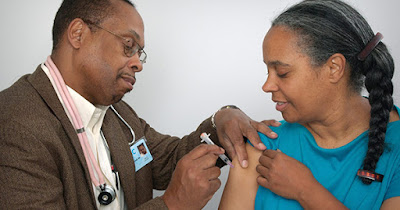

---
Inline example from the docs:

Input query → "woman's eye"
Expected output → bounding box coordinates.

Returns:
[277,72,288,78]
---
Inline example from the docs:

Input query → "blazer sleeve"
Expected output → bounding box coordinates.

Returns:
[113,101,221,190]
[0,120,68,210]
[142,115,220,190]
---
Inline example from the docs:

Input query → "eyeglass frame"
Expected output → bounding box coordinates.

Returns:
[83,19,147,64]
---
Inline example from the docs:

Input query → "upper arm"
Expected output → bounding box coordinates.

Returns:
[381,197,400,209]
[219,143,263,210]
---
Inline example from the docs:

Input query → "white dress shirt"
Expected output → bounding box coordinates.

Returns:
[41,63,127,210]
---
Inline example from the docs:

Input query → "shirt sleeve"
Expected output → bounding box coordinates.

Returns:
[247,121,287,150]
[384,152,400,200]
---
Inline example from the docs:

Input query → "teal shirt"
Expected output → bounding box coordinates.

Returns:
[254,107,400,209]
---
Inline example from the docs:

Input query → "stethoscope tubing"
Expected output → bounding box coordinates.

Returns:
[45,56,105,187]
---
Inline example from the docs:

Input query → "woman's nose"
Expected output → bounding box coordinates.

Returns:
[262,75,278,93]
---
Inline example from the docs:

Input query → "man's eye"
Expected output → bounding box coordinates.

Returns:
[124,45,133,51]
[125,39,136,48]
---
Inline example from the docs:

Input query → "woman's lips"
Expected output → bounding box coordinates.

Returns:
[275,101,288,111]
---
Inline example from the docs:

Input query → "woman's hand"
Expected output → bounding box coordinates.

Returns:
[256,149,348,209]
[256,149,317,200]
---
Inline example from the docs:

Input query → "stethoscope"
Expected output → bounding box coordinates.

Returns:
[45,56,136,205]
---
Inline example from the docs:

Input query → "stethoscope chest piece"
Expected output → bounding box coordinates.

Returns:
[98,184,116,205]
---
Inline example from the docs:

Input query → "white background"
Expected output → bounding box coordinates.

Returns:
[1,0,399,209]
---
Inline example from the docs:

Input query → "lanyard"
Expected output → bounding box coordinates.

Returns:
[45,56,105,188]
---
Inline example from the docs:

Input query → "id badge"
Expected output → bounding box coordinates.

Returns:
[130,137,153,172]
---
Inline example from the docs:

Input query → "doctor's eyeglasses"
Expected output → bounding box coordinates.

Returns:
[83,20,147,64]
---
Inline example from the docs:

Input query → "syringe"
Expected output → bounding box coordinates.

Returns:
[200,133,234,168]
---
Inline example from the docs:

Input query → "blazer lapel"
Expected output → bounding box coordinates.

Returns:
[102,109,137,208]
[27,66,95,199]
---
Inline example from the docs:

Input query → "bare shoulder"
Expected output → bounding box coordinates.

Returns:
[246,143,264,169]
[389,107,399,122]
[228,143,263,175]
[218,143,263,210]
[381,197,400,209]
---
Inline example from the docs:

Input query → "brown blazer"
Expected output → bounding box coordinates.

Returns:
[0,66,219,209]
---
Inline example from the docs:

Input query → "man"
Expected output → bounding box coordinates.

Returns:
[138,144,147,156]
[0,0,278,209]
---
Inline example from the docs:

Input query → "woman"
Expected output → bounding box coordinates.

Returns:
[219,0,400,209]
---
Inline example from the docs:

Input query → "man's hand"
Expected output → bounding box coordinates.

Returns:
[214,108,281,168]
[162,144,224,210]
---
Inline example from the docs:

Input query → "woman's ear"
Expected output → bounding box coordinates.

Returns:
[67,18,85,49]
[327,53,347,83]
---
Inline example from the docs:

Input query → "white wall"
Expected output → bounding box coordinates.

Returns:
[1,1,399,209]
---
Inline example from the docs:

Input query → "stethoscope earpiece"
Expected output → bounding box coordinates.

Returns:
[98,184,116,205]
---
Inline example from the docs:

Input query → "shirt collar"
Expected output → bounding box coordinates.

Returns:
[41,63,109,133]
[68,87,109,134]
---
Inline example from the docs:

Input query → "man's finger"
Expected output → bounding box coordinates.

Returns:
[222,126,250,168]
[203,166,222,181]
[233,140,248,168]
[188,144,224,160]
[243,121,266,150]
[256,120,279,139]
[207,178,222,197]
[218,133,236,160]
[218,125,249,168]
[193,152,220,169]
[261,120,281,127]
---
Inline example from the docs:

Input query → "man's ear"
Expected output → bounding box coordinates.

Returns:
[67,18,85,49]
[326,53,347,84]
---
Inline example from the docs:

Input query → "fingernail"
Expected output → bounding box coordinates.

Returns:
[258,143,266,150]
[275,121,281,125]
[242,160,248,168]
[270,132,277,138]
